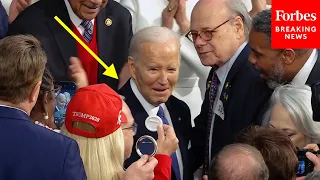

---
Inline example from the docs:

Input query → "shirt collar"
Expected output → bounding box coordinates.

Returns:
[64,0,95,28]
[291,49,318,85]
[0,104,28,115]
[216,41,248,82]
[130,79,165,116]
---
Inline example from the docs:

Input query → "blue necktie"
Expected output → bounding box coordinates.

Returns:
[80,20,93,43]
[157,106,181,180]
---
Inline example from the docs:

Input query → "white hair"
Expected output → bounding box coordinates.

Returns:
[129,26,180,61]
[263,84,320,144]
[226,0,252,38]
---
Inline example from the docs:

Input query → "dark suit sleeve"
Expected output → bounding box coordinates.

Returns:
[0,1,8,39]
[61,140,87,180]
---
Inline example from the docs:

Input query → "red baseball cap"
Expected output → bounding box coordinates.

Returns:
[65,84,128,138]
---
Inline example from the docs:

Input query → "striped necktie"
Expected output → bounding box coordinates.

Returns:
[80,20,93,43]
[157,106,181,180]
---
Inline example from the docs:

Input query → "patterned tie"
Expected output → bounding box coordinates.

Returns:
[157,106,181,180]
[202,71,220,175]
[80,20,93,43]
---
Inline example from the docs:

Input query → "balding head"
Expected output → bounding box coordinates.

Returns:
[209,143,269,180]
[190,0,251,67]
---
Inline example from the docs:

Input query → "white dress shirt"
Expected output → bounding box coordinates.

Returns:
[208,41,248,161]
[130,78,184,179]
[64,0,95,35]
[291,49,318,85]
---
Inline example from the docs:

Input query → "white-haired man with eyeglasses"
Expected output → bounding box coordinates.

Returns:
[187,0,272,178]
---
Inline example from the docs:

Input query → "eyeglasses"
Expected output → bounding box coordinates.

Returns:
[186,19,231,42]
[122,122,138,135]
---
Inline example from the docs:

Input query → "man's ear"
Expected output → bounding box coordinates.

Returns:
[30,81,42,105]
[282,49,296,65]
[233,16,245,39]
[128,56,137,80]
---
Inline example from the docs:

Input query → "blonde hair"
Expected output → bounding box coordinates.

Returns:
[61,126,125,180]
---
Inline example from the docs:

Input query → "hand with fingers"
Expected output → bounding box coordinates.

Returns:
[123,155,158,180]
[303,144,320,152]
[156,124,179,156]
[68,57,89,90]
[174,0,190,34]
[162,0,178,29]
[9,0,31,23]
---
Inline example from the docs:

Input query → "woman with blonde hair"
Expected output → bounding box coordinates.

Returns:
[61,83,177,180]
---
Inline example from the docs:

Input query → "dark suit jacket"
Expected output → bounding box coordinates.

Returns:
[119,80,193,180]
[0,1,7,39]
[306,49,320,85]
[189,44,272,172]
[8,0,132,91]
[0,106,86,180]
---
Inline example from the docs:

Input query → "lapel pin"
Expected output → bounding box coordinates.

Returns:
[223,93,229,101]
[105,18,112,26]
[207,81,211,90]
[225,82,229,89]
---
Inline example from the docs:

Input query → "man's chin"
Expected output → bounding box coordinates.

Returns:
[267,80,281,89]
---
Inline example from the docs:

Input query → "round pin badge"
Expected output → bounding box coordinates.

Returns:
[145,116,163,132]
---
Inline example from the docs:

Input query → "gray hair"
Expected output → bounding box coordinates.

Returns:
[209,143,269,180]
[226,0,252,38]
[129,26,180,61]
[252,9,307,54]
[305,171,320,180]
[263,84,320,144]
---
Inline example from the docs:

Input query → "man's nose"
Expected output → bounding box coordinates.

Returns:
[158,71,169,84]
[194,35,207,48]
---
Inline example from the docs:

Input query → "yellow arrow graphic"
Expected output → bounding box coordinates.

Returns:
[54,16,118,79]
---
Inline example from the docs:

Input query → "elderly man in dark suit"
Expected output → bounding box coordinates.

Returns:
[186,0,271,177]
[0,35,86,180]
[119,26,193,180]
[8,0,132,91]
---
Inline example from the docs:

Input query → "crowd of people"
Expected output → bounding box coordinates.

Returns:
[1,0,320,180]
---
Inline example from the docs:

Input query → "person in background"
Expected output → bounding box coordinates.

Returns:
[30,68,60,132]
[208,143,269,180]
[0,34,86,180]
[61,83,179,180]
[188,0,271,177]
[119,0,210,122]
[0,1,8,39]
[237,126,298,180]
[263,85,320,148]
[8,0,133,91]
[119,26,193,180]
[249,9,320,89]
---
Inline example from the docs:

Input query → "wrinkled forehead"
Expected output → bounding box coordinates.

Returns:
[191,2,230,30]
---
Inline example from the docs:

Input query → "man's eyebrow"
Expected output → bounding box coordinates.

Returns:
[251,48,262,55]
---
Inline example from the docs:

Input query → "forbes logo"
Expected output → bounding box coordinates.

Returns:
[275,10,317,21]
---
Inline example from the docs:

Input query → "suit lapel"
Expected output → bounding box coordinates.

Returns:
[119,80,149,119]
[219,44,251,111]
[306,49,320,85]
[96,3,114,83]
[45,0,77,69]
